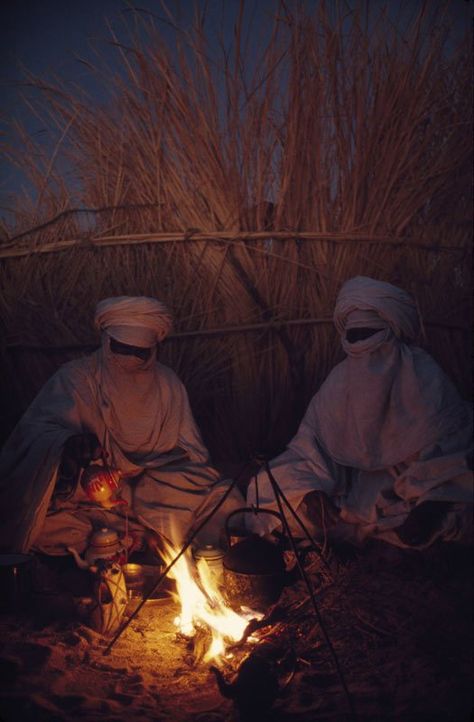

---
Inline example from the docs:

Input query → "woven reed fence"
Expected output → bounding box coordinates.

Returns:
[1,2,472,464]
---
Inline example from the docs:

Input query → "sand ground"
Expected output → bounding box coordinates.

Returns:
[0,540,472,722]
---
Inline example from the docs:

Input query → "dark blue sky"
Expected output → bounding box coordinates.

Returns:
[0,0,275,116]
[1,0,471,211]
[2,0,120,115]
[2,0,470,118]
[0,0,279,205]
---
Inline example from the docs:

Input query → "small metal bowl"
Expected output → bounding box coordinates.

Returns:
[122,563,145,598]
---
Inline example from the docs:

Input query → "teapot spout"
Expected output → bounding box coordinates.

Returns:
[67,546,90,570]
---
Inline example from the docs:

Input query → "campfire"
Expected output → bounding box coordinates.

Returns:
[156,539,302,720]
[161,541,263,664]
[96,478,350,719]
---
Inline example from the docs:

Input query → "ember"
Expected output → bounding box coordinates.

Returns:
[162,541,262,663]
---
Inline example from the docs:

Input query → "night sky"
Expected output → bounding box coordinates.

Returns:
[0,0,280,204]
[0,0,472,206]
[0,0,283,118]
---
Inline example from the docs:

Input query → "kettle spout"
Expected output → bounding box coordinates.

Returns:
[67,546,90,570]
[210,666,235,699]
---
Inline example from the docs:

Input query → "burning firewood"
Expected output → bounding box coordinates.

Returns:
[226,601,289,650]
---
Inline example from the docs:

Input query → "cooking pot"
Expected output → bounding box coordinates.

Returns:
[193,544,225,585]
[0,553,34,613]
[223,508,298,611]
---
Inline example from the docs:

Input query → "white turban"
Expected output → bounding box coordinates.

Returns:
[94,296,173,347]
[334,276,420,341]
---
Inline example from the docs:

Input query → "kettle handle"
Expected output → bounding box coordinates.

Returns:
[224,507,283,547]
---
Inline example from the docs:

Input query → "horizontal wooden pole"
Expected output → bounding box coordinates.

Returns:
[3,315,469,354]
[0,229,466,259]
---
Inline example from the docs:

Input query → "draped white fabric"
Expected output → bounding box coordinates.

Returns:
[0,346,237,552]
[248,277,472,546]
[313,276,469,470]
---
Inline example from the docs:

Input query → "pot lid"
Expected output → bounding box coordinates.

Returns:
[194,545,224,562]
[223,535,285,574]
[90,527,120,547]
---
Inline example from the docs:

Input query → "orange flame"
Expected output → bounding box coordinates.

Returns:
[162,542,262,663]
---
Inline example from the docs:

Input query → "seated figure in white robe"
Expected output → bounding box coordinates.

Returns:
[0,296,242,556]
[247,277,473,549]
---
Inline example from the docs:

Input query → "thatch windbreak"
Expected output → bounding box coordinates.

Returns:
[1,1,472,466]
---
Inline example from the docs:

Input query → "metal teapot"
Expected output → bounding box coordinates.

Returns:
[223,508,299,611]
[80,464,126,509]
[68,527,132,571]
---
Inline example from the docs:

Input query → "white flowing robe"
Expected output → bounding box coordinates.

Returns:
[247,277,473,547]
[0,348,239,553]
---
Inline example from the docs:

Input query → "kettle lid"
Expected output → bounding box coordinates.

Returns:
[194,544,224,562]
[90,527,120,547]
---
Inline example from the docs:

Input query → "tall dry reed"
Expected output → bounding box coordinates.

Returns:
[1,1,471,463]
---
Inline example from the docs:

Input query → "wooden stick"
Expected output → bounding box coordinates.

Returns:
[4,315,470,355]
[0,229,465,259]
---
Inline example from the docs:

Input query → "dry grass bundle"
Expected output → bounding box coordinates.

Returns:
[0,1,471,462]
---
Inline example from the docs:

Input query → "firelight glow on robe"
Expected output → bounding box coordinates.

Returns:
[0,297,240,553]
[247,277,473,547]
